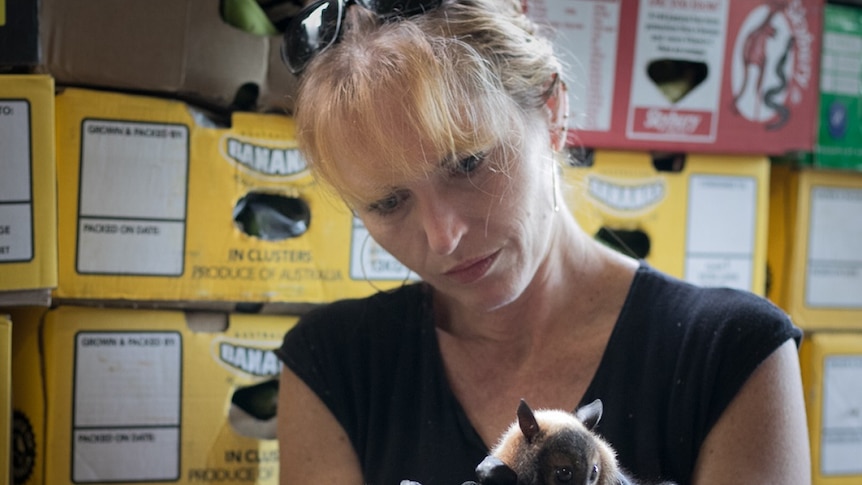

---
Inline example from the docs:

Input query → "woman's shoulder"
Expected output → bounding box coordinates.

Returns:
[276,283,432,368]
[631,263,791,326]
[619,263,801,353]
[283,282,430,346]
[300,282,428,325]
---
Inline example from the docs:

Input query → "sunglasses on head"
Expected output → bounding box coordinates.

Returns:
[282,0,444,75]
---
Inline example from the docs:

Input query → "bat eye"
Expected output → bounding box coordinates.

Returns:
[554,467,573,483]
[589,464,599,482]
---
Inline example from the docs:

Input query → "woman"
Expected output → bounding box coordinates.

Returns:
[275,0,810,483]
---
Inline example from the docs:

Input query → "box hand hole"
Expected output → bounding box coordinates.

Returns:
[647,59,708,104]
[229,379,279,439]
[651,152,686,173]
[233,192,310,241]
[595,227,650,259]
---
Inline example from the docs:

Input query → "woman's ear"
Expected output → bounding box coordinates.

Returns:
[545,74,569,151]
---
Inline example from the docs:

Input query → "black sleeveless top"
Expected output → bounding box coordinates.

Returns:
[276,264,801,485]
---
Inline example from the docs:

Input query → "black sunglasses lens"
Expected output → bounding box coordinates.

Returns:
[283,0,344,74]
[356,0,442,16]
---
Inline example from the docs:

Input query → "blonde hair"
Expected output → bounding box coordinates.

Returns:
[293,0,561,201]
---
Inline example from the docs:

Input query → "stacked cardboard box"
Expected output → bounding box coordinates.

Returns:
[52,87,412,311]
[769,163,862,484]
[4,3,410,482]
[0,314,10,482]
[39,0,298,113]
[0,75,57,307]
[526,0,822,155]
[8,306,296,485]
[564,150,770,295]
[768,165,862,331]
[800,333,862,485]
[802,3,862,171]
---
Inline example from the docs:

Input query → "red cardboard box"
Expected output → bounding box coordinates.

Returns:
[526,0,822,155]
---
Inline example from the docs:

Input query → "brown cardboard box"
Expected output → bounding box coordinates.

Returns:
[40,0,298,113]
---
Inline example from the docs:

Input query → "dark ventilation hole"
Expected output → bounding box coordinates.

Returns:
[595,227,650,259]
[229,379,280,439]
[566,146,595,167]
[231,82,260,112]
[647,59,708,104]
[233,192,310,241]
[652,152,686,173]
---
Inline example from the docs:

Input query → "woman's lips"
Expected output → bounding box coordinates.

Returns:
[444,250,499,285]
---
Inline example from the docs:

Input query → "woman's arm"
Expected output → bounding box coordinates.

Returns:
[692,339,811,484]
[277,367,365,485]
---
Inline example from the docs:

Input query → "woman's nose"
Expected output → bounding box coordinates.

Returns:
[418,197,467,256]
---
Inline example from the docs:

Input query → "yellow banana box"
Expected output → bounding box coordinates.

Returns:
[768,165,862,330]
[0,314,10,482]
[563,150,769,295]
[54,87,413,308]
[8,306,46,485]
[8,305,296,485]
[800,332,862,485]
[0,75,57,306]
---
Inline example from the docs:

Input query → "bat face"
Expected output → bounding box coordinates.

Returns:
[535,430,602,485]
[486,399,617,485]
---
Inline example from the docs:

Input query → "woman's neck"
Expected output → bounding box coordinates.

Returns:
[432,217,638,356]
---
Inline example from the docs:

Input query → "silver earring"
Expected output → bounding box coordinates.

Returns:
[552,163,560,212]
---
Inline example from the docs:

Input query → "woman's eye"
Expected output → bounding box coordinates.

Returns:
[451,153,484,175]
[368,191,407,215]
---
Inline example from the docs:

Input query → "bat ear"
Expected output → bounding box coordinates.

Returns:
[517,399,540,443]
[575,399,603,431]
[475,455,518,485]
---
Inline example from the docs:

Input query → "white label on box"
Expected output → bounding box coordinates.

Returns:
[806,186,862,308]
[77,120,189,275]
[821,355,862,476]
[525,0,621,133]
[0,204,32,262]
[0,100,33,262]
[684,175,756,291]
[627,0,729,142]
[349,217,417,281]
[76,218,185,275]
[73,331,182,482]
[821,32,862,97]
